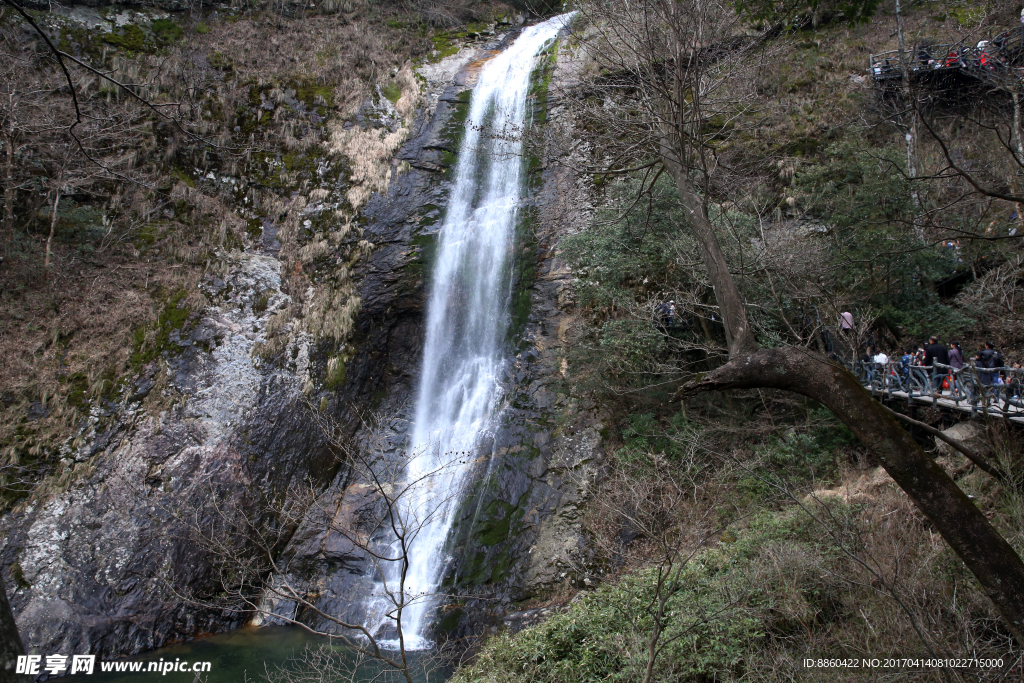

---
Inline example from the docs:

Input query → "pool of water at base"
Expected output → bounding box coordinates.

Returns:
[85,625,451,683]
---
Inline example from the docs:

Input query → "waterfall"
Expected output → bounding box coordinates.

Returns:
[364,14,572,650]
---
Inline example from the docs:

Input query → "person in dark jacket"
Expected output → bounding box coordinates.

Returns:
[977,342,1002,387]
[923,337,949,394]
[1010,362,1022,404]
[924,336,949,366]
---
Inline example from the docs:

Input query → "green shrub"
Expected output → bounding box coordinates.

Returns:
[381,80,402,104]
[453,509,832,683]
[614,411,697,464]
[151,18,183,43]
[325,356,346,389]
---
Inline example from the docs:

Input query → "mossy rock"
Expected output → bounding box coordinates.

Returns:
[130,288,192,370]
[103,25,147,53]
[436,606,463,634]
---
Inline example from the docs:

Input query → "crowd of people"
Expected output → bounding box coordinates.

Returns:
[861,336,1022,401]
[871,18,1024,79]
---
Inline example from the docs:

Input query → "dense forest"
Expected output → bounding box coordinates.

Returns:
[1,0,1024,680]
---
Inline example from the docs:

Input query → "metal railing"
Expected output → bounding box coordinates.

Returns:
[851,359,1024,418]
[869,28,1024,82]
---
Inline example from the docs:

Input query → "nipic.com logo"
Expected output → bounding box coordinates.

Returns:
[15,654,213,676]
[16,655,95,675]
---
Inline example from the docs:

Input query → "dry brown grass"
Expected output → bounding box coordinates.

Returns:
[0,2,441,507]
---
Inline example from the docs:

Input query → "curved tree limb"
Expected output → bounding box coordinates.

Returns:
[918,108,1024,205]
[3,0,226,149]
[681,345,1024,645]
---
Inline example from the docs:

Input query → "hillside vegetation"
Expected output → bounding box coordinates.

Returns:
[0,0,512,510]
[2,0,1024,678]
[455,0,1024,679]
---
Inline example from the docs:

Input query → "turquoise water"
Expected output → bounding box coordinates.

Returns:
[86,626,451,683]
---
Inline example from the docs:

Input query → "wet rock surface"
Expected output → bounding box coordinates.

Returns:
[261,34,606,642]
[1,26,603,656]
[0,250,334,656]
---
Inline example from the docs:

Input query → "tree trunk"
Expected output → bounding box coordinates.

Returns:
[0,580,27,683]
[3,133,13,245]
[894,0,920,209]
[44,188,59,278]
[684,346,1024,644]
[659,145,759,357]
[1012,89,1024,222]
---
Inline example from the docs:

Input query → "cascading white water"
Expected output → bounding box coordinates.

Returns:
[364,14,572,650]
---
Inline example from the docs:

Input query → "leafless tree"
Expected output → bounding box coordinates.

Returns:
[577,440,740,683]
[157,408,470,683]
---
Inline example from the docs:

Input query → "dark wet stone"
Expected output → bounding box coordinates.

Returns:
[27,402,49,421]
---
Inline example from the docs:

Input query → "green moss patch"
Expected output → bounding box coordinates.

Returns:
[103,25,146,53]
[477,499,518,546]
[381,80,403,104]
[130,288,192,370]
[430,31,462,61]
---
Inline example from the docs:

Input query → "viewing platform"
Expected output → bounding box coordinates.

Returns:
[870,28,1024,86]
[852,359,1024,425]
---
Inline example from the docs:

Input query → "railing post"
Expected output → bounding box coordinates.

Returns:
[931,364,937,406]
[949,365,956,405]
[998,365,1010,418]
[970,362,980,418]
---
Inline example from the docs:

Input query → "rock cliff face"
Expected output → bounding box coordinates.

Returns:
[255,31,606,640]
[1,20,602,656]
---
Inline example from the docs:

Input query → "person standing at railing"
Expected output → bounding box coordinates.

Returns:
[924,336,949,395]
[872,348,890,387]
[948,341,964,369]
[901,348,913,381]
[862,347,875,383]
[976,342,1003,389]
[975,350,991,388]
[917,44,933,68]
